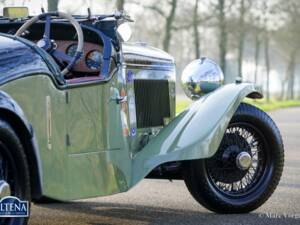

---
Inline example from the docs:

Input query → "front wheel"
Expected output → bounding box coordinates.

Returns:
[184,103,284,213]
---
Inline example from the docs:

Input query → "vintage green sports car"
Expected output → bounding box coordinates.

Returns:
[0,8,284,225]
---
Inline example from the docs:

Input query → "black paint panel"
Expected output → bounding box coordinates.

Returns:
[0,35,49,80]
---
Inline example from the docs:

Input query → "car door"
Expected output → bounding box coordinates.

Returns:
[66,82,122,154]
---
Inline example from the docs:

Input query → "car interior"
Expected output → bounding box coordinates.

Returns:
[0,9,114,84]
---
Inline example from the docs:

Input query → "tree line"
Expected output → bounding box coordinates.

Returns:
[44,0,300,99]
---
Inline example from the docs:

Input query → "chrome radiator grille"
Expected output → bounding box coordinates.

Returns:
[134,79,170,128]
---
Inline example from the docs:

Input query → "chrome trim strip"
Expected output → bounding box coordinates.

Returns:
[46,95,52,150]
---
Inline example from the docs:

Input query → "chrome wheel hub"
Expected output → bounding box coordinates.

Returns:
[0,180,11,199]
[236,152,252,170]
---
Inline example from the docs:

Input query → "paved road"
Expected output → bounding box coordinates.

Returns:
[29,107,300,225]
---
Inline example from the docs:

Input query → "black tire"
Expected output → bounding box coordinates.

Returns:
[184,103,284,214]
[0,120,31,225]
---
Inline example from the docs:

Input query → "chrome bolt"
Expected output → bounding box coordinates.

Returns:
[236,152,252,170]
[0,180,11,199]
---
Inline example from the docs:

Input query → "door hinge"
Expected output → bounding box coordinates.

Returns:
[65,91,69,104]
[66,134,70,146]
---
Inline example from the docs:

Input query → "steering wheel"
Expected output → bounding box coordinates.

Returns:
[15,12,84,76]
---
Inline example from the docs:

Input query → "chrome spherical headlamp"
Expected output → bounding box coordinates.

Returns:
[181,58,224,100]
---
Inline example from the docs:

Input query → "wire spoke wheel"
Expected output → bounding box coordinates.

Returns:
[183,103,284,214]
[0,142,20,225]
[0,120,31,225]
[205,123,269,198]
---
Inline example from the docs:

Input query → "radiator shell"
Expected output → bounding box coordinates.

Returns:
[122,43,176,129]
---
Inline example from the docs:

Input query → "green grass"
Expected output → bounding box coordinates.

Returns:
[176,99,193,114]
[176,98,300,114]
[244,99,300,112]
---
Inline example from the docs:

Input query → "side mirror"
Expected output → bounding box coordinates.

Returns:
[117,23,132,42]
[3,7,29,19]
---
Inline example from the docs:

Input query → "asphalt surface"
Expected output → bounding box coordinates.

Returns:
[29,107,300,225]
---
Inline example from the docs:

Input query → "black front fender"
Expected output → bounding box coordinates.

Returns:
[0,91,42,200]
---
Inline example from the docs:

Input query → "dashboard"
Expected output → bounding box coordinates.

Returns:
[55,40,103,73]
